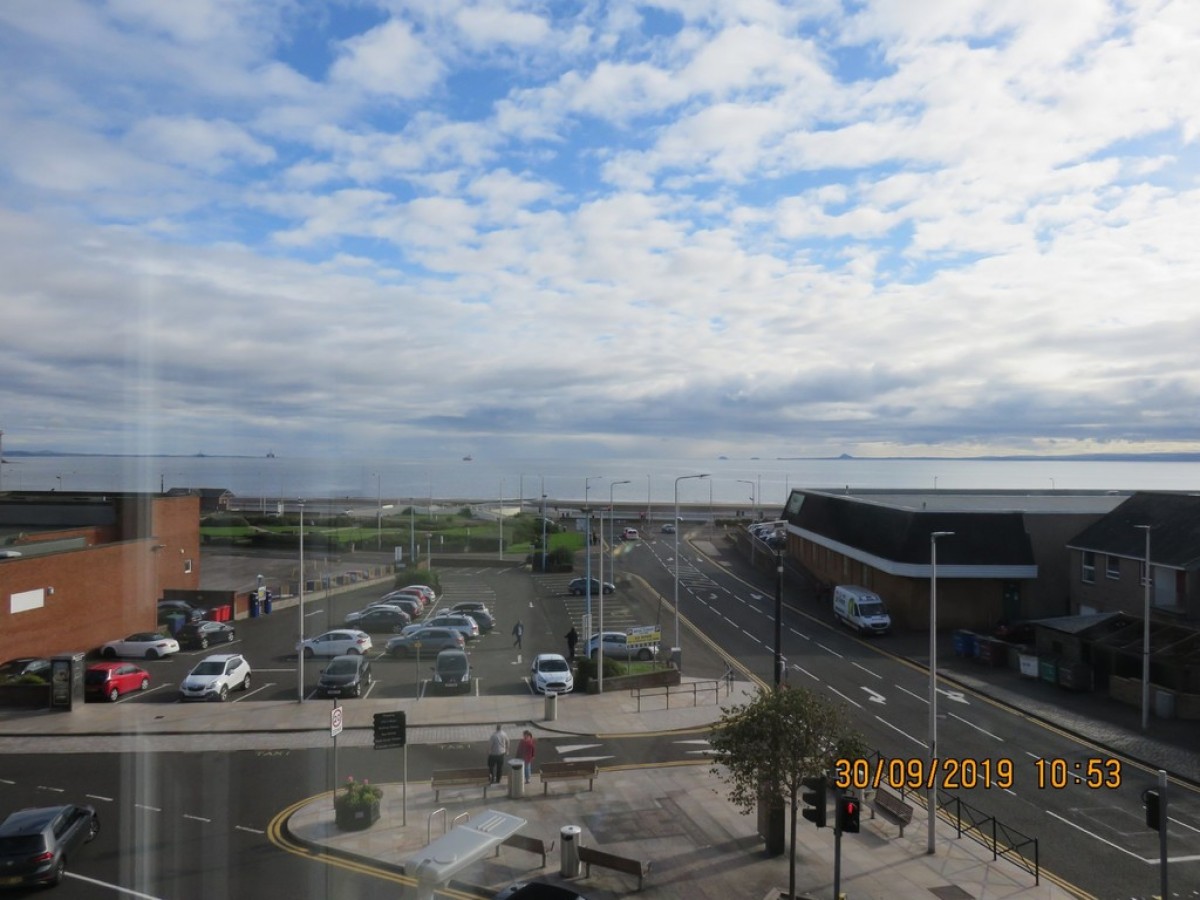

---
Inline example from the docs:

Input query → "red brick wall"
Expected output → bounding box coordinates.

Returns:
[0,495,201,661]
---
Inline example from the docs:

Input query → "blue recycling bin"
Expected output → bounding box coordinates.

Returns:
[263,591,273,615]
[249,596,260,618]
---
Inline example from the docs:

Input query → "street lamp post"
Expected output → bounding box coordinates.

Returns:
[298,501,306,703]
[674,474,709,665]
[584,476,601,639]
[499,478,504,560]
[409,501,416,567]
[540,476,548,573]
[928,530,954,853]
[375,473,382,549]
[1136,524,1153,731]
[600,480,631,692]
[737,479,755,520]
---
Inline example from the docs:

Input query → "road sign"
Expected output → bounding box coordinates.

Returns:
[331,705,343,738]
[373,710,407,749]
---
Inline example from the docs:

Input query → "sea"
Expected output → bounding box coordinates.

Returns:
[3,454,1200,509]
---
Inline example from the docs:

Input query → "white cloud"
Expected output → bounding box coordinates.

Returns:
[329,18,444,99]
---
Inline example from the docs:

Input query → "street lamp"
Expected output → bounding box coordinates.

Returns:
[599,480,631,692]
[298,501,306,703]
[584,476,602,638]
[674,474,709,663]
[737,479,755,520]
[928,530,954,853]
[1136,524,1153,732]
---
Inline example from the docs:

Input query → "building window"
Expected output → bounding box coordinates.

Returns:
[1081,551,1095,583]
[183,558,193,574]
[1106,555,1120,580]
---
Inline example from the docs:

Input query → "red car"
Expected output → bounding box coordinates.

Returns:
[85,662,150,702]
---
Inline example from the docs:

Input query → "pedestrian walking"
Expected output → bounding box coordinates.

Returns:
[517,730,536,784]
[565,626,578,659]
[512,619,524,649]
[487,724,509,784]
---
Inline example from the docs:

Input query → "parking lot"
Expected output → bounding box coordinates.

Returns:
[93,562,660,706]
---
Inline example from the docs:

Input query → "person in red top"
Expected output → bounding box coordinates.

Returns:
[517,729,536,783]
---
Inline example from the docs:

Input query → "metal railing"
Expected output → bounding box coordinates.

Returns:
[631,678,730,712]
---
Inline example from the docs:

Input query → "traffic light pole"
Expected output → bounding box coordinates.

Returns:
[833,827,843,900]
[1158,769,1168,899]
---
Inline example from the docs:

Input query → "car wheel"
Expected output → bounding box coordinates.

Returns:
[347,648,361,655]
[85,815,99,842]
[49,857,65,886]
[199,637,209,649]
[303,647,314,659]
[242,674,251,691]
[108,687,120,702]
[637,648,652,661]
[139,677,149,691]
[102,647,116,659]
[225,630,235,642]
[218,685,229,702]
[145,650,157,660]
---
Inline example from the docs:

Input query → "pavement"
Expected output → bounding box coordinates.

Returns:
[3,538,1196,899]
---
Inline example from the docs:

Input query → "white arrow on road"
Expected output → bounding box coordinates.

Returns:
[559,755,615,763]
[860,687,886,704]
[937,688,969,704]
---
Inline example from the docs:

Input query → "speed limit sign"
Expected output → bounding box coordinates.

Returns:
[331,705,343,738]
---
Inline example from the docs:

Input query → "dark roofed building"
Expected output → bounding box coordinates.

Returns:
[782,488,1127,631]
[165,487,233,514]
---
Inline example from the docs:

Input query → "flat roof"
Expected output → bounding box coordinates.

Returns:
[806,488,1130,515]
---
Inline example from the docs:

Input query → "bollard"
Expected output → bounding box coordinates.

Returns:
[544,691,558,722]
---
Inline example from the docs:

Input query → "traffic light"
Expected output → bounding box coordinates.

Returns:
[1143,789,1161,831]
[836,794,861,833]
[801,775,827,828]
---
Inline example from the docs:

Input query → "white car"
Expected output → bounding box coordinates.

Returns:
[530,653,574,694]
[179,653,252,702]
[586,631,659,661]
[101,632,180,660]
[297,629,372,659]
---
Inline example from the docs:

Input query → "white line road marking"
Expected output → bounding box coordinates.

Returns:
[788,628,810,641]
[135,804,162,812]
[860,687,886,704]
[66,872,167,898]
[816,643,844,658]
[793,665,819,681]
[559,755,614,762]
[183,814,211,823]
[558,744,603,754]
[674,739,712,745]
[897,685,927,704]
[85,794,114,802]
[1045,810,1154,862]
[947,712,1003,741]
[853,662,882,679]
[742,630,760,641]
[37,785,65,792]
[235,825,265,834]
[937,688,969,705]
[875,716,927,748]
[828,686,862,708]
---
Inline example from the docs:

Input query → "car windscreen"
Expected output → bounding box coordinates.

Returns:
[858,600,886,616]
[539,659,569,672]
[437,657,467,674]
[84,670,110,684]
[325,659,359,675]
[190,661,225,676]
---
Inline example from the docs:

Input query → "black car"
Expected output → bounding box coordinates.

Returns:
[567,577,614,596]
[449,602,496,633]
[0,657,51,683]
[432,648,471,694]
[176,620,236,650]
[316,654,373,698]
[0,804,99,887]
[495,882,589,899]
[344,606,412,633]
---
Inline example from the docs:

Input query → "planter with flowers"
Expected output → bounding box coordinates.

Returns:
[334,777,382,831]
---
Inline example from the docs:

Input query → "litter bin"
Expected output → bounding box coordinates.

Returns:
[508,759,525,799]
[560,825,581,877]
[263,591,273,615]
[544,691,558,722]
[249,596,260,618]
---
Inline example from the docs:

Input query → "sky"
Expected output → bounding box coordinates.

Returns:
[1,0,1199,461]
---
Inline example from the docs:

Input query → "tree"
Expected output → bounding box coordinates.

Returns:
[709,686,866,900]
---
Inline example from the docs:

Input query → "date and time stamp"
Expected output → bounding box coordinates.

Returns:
[833,755,1122,792]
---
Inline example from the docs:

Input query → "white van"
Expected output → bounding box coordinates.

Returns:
[621,527,639,540]
[832,585,891,635]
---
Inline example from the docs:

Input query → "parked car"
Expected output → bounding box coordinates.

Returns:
[376,589,428,612]
[0,804,99,887]
[101,632,180,660]
[297,630,372,659]
[530,653,574,694]
[178,653,251,702]
[449,602,495,633]
[399,584,437,603]
[176,620,237,650]
[431,648,471,693]
[621,527,639,540]
[316,654,373,698]
[368,596,422,619]
[84,662,150,702]
[568,577,615,596]
[345,605,412,632]
[585,631,658,661]
[0,657,51,683]
[408,614,479,642]
[660,522,676,534]
[386,627,465,657]
[156,599,205,622]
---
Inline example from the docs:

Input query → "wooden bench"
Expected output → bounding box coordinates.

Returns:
[539,760,598,795]
[872,787,914,836]
[578,845,651,891]
[494,832,555,868]
[431,767,492,803]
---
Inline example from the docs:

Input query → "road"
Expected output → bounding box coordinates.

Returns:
[618,527,1200,900]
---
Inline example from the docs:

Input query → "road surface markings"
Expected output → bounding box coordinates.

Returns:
[875,716,927,748]
[861,687,886,704]
[557,744,603,754]
[828,686,861,708]
[66,872,166,899]
[183,814,211,823]
[135,804,162,812]
[792,665,819,681]
[816,643,844,658]
[36,784,65,793]
[788,627,810,641]
[896,685,927,704]
[947,712,1003,741]
[86,794,114,802]
[853,662,882,679]
[235,825,265,834]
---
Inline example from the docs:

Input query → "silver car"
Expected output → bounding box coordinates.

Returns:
[585,631,659,662]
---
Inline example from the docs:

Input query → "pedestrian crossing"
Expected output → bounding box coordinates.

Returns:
[534,572,644,635]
